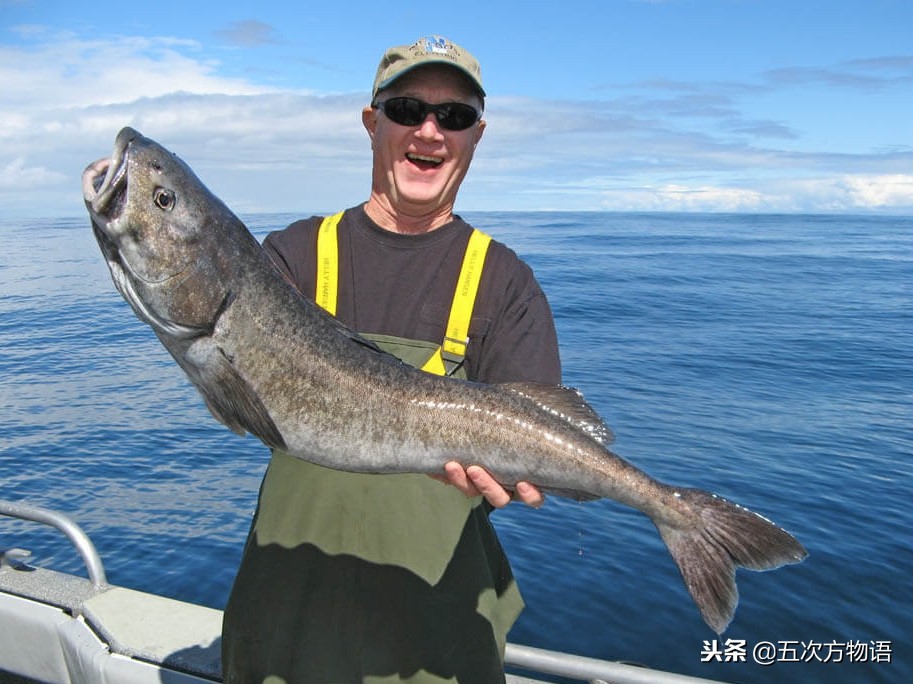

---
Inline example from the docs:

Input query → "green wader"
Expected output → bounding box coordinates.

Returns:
[222,336,524,684]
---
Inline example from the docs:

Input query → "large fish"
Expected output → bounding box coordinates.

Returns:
[83,127,806,633]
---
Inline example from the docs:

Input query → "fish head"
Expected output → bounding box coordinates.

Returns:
[83,127,239,340]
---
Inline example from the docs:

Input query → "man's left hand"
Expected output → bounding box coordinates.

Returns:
[434,462,545,509]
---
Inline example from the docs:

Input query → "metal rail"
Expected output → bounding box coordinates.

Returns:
[505,643,728,684]
[0,499,107,587]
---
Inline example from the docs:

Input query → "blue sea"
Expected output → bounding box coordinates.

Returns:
[1,211,910,684]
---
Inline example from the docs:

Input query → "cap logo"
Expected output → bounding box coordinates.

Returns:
[423,36,450,55]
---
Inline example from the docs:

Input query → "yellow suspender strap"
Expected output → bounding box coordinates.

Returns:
[421,229,492,376]
[315,211,344,315]
[316,211,490,377]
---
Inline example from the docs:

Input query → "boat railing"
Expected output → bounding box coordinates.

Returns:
[505,642,726,684]
[0,499,107,587]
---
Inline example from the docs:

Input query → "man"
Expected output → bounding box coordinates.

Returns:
[222,35,561,684]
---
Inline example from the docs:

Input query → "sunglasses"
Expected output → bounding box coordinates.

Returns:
[372,97,481,131]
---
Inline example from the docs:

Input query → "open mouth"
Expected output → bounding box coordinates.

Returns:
[84,153,128,273]
[82,128,137,221]
[82,130,138,282]
[406,152,443,171]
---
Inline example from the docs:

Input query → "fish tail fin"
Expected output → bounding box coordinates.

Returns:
[654,488,807,634]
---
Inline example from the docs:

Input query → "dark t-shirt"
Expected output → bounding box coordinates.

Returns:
[262,204,561,384]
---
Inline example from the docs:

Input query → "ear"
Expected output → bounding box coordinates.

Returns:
[474,118,486,146]
[362,106,377,138]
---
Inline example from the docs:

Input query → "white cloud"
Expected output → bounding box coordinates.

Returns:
[788,174,913,211]
[599,184,767,213]
[0,157,67,188]
[589,175,913,214]
[1,31,273,111]
[838,174,913,208]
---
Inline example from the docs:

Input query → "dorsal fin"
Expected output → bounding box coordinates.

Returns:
[500,382,615,445]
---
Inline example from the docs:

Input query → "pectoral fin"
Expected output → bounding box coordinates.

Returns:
[181,339,286,451]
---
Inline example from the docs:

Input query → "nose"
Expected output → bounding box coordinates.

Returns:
[415,113,444,139]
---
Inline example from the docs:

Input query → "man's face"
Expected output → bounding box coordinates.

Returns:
[363,65,485,223]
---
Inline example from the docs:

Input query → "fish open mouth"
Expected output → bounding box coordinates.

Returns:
[81,130,139,303]
[82,127,143,223]
[83,157,123,263]
[82,128,141,271]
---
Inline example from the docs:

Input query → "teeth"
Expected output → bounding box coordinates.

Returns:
[407,153,443,165]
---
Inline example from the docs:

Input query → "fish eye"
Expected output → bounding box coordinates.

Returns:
[153,188,176,211]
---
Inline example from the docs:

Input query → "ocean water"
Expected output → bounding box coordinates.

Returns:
[1,211,910,683]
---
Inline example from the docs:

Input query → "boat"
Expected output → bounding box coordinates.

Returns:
[1,500,728,684]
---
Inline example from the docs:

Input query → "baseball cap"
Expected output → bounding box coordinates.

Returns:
[372,35,485,99]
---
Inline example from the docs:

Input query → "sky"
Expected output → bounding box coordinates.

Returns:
[2,0,913,217]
